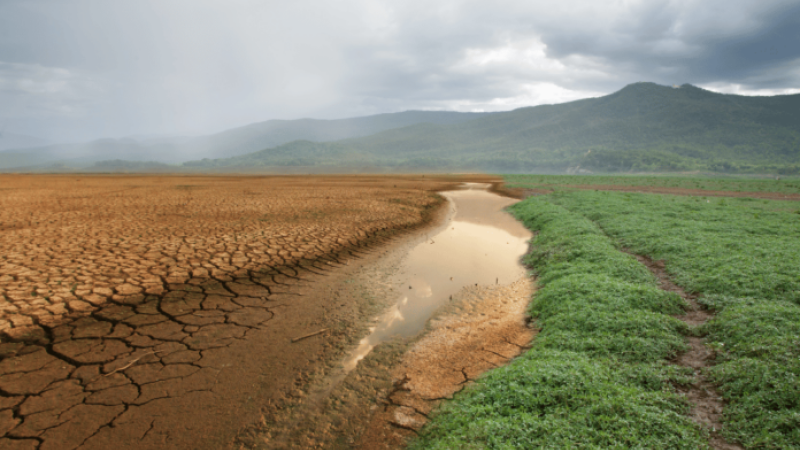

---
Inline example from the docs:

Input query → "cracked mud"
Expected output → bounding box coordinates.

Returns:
[0,174,459,450]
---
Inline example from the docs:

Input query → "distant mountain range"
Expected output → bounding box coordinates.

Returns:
[0,111,490,170]
[3,83,799,174]
[188,83,800,174]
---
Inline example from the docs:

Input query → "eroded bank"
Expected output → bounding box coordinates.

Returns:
[259,183,535,449]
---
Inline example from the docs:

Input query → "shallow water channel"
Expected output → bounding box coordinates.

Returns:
[343,183,532,370]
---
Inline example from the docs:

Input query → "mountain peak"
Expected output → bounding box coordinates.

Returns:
[609,82,722,102]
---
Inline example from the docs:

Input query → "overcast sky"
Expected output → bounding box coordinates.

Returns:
[1,0,799,142]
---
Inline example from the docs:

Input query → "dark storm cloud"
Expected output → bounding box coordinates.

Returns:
[535,0,800,90]
[696,3,800,86]
[0,0,798,142]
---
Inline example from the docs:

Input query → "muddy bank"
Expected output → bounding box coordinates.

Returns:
[255,183,535,449]
[343,184,530,370]
[356,278,535,449]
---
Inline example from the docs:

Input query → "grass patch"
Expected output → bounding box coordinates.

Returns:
[410,196,707,449]
[540,189,800,448]
[414,350,700,450]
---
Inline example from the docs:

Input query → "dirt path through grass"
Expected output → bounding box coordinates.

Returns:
[628,253,743,450]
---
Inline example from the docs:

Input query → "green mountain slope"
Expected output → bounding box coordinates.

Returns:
[189,83,800,173]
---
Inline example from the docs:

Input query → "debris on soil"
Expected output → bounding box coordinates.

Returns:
[291,328,329,343]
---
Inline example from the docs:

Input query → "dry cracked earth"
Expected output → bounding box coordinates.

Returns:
[0,174,459,450]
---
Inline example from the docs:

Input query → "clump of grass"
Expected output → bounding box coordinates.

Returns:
[535,306,689,362]
[533,275,685,318]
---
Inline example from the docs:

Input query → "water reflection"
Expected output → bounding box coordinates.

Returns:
[342,184,531,371]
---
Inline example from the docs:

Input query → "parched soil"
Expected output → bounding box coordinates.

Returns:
[0,174,480,450]
[507,184,800,200]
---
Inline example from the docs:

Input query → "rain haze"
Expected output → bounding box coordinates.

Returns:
[1,0,799,143]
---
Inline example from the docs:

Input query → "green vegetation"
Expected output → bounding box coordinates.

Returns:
[414,185,800,448]
[186,83,800,174]
[410,196,707,449]
[542,191,800,448]
[505,174,800,195]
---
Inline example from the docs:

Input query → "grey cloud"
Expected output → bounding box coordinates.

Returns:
[536,0,800,89]
[695,4,800,86]
[0,61,103,125]
[0,0,798,143]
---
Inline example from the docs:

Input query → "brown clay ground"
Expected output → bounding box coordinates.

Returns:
[0,174,481,450]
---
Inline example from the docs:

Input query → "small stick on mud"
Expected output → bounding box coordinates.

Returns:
[291,328,329,343]
[104,351,163,376]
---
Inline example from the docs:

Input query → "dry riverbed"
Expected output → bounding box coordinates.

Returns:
[254,184,535,449]
[0,174,478,450]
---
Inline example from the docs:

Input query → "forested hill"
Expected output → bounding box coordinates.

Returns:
[187,83,800,174]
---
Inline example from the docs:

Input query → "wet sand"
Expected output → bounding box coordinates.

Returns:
[343,183,530,370]
[259,183,535,449]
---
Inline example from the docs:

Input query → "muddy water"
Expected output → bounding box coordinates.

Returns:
[343,183,531,370]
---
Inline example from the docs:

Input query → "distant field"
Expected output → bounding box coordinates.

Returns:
[504,174,800,196]
[415,182,800,449]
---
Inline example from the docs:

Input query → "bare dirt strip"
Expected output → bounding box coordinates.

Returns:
[0,174,492,450]
[627,254,743,450]
[507,185,800,201]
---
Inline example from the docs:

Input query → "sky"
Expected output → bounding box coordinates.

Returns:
[1,0,799,142]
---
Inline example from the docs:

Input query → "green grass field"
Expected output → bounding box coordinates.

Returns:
[504,174,800,195]
[411,183,800,449]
